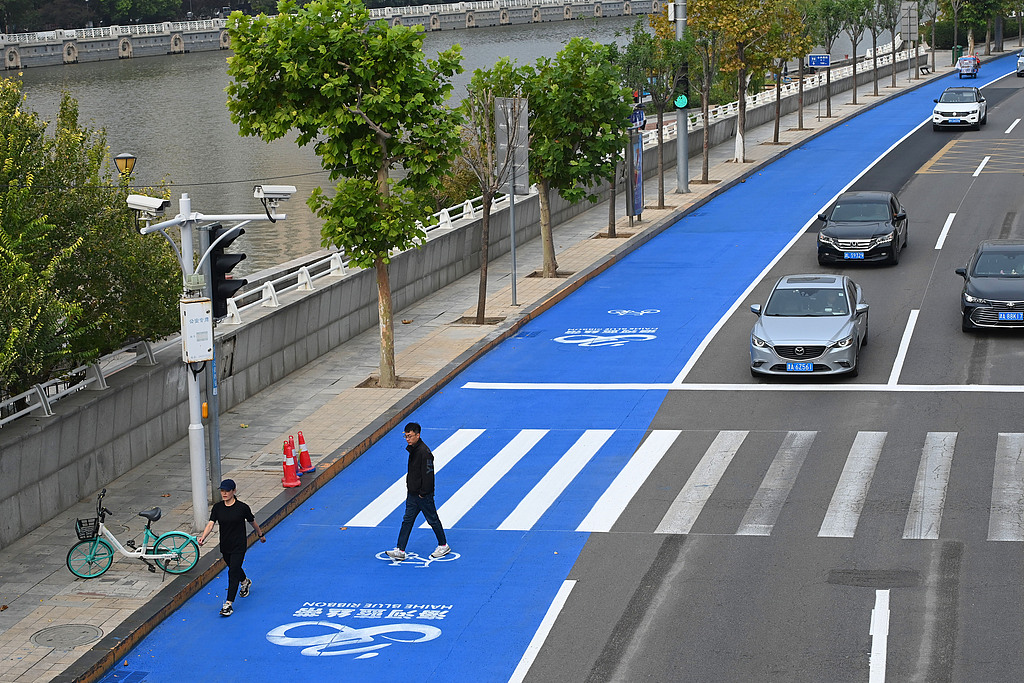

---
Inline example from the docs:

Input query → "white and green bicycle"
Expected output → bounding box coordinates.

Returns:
[66,489,199,579]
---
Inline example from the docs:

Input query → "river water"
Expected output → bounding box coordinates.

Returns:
[16,15,640,275]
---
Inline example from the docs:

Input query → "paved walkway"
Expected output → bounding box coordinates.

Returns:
[0,58,957,682]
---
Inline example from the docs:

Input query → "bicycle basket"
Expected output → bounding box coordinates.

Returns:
[75,517,99,540]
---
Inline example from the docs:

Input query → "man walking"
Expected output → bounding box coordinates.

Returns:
[386,423,451,561]
[198,479,266,616]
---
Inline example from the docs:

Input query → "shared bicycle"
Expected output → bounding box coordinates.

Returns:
[66,488,200,579]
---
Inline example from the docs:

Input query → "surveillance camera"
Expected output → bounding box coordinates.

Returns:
[253,185,297,201]
[127,194,171,213]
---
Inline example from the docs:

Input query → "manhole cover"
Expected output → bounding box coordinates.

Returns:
[31,624,103,649]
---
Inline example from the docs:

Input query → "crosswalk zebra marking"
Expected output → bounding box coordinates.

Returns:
[737,431,816,536]
[904,432,956,540]
[988,433,1024,541]
[424,429,549,529]
[819,432,887,538]
[498,430,615,531]
[345,428,485,527]
[655,430,748,535]
[576,430,682,533]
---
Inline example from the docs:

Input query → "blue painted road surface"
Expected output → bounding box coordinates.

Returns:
[101,55,1017,682]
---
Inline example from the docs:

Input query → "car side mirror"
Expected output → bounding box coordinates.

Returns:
[895,211,906,221]
[856,303,869,315]
[817,213,827,221]
[750,304,762,315]
[934,98,939,103]
[955,267,967,278]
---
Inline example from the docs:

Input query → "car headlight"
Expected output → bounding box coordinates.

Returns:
[874,231,895,245]
[751,335,768,348]
[964,293,987,304]
[818,234,838,248]
[834,336,854,348]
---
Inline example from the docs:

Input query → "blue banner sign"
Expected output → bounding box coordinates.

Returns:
[807,54,831,68]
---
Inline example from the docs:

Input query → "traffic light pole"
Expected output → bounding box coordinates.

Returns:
[674,1,690,195]
[198,224,222,494]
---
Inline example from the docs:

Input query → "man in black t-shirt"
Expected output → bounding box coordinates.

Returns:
[198,479,266,617]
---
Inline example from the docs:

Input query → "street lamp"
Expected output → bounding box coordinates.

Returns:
[114,152,137,178]
[129,188,293,532]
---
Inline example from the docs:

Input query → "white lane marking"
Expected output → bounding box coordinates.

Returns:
[576,430,681,532]
[497,430,614,531]
[655,431,748,534]
[736,431,815,536]
[425,429,547,529]
[345,429,485,527]
[972,155,991,177]
[888,309,919,386]
[935,213,956,250]
[818,432,886,538]
[988,433,1024,541]
[1005,118,1020,134]
[869,589,891,683]
[464,381,1024,393]
[904,432,956,540]
[508,580,576,683]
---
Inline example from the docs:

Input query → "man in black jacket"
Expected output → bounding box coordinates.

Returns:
[386,422,451,561]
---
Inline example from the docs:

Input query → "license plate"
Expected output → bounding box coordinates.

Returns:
[786,362,814,372]
[999,311,1023,321]
[844,252,865,260]
[949,118,961,123]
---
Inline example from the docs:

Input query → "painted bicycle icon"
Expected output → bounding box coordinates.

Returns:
[267,621,442,658]
[375,549,461,567]
[553,333,657,347]
[607,309,660,316]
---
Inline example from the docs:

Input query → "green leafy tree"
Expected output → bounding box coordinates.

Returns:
[460,59,527,323]
[793,0,821,131]
[226,0,463,388]
[764,0,812,143]
[621,18,689,208]
[809,0,845,117]
[839,0,871,106]
[521,38,631,278]
[688,0,728,183]
[864,0,884,96]
[920,0,940,70]
[877,0,903,89]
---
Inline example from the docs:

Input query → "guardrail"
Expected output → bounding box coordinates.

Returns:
[0,41,930,428]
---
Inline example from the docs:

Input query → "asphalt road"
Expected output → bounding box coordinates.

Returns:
[529,68,1024,681]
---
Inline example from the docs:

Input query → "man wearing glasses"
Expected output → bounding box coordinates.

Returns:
[386,422,452,561]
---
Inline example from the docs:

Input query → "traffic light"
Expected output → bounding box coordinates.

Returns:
[209,223,247,319]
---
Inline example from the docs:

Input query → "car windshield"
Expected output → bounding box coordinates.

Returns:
[829,201,890,222]
[939,90,977,103]
[972,252,1024,277]
[764,287,849,316]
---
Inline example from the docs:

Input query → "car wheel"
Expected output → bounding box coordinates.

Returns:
[848,356,859,378]
[982,110,988,124]
[962,314,973,332]
[972,121,981,131]
[888,240,900,265]
[903,226,908,248]
[861,324,868,347]
[817,255,827,266]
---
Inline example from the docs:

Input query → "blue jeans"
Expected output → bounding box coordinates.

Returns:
[396,493,447,551]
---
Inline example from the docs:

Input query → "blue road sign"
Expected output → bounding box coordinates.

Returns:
[808,54,831,68]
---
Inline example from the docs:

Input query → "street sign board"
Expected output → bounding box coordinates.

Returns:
[495,96,529,195]
[900,2,919,42]
[807,54,830,68]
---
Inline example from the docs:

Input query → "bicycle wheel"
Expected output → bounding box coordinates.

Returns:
[153,532,199,574]
[67,539,114,578]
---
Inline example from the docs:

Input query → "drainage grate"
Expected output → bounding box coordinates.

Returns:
[31,624,103,649]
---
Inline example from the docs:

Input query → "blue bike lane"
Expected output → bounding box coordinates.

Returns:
[102,59,1012,682]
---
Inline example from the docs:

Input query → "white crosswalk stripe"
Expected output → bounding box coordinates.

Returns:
[819,432,886,538]
[904,432,956,540]
[988,433,1024,541]
[737,431,815,536]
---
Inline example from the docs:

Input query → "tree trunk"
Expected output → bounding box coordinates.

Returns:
[475,192,493,324]
[375,257,396,388]
[656,108,665,208]
[871,34,879,95]
[734,62,747,163]
[797,57,805,130]
[538,179,558,277]
[850,45,858,105]
[826,66,832,117]
[888,30,896,88]
[607,160,618,237]
[773,72,781,143]
[701,84,711,182]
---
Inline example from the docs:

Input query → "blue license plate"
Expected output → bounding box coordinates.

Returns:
[949,118,961,123]
[786,362,814,372]
[999,311,1023,321]
[844,252,865,260]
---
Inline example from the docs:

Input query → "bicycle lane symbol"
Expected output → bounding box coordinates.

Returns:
[374,550,461,567]
[553,333,657,347]
[266,621,442,658]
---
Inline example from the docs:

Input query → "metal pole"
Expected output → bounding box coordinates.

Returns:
[509,165,517,307]
[626,128,635,228]
[674,0,689,194]
[179,193,209,532]
[198,224,222,492]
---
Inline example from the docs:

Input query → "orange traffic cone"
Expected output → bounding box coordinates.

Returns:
[297,431,315,474]
[281,441,301,488]
[289,435,300,476]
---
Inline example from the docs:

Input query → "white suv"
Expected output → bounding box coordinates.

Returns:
[1017,52,1024,76]
[933,86,987,131]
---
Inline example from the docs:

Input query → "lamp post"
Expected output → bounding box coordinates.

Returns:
[114,152,137,179]
[130,186,294,531]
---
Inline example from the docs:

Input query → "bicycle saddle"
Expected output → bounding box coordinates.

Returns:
[138,507,162,522]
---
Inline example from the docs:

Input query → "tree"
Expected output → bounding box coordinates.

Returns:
[864,0,883,96]
[688,0,728,183]
[621,19,689,208]
[810,0,845,117]
[840,0,871,106]
[877,0,903,89]
[226,0,463,388]
[942,0,968,60]
[920,0,940,70]
[521,38,631,278]
[793,0,821,131]
[460,59,527,324]
[764,0,812,143]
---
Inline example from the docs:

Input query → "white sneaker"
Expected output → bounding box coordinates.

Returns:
[220,601,233,616]
[386,548,406,561]
[430,544,451,559]
[239,578,251,598]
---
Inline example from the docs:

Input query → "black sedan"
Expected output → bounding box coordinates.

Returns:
[816,191,908,266]
[956,240,1024,332]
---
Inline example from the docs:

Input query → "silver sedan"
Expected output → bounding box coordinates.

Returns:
[750,274,869,377]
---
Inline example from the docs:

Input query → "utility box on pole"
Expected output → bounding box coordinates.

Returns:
[180,298,214,363]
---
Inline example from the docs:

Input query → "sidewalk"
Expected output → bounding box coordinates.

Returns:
[0,58,956,682]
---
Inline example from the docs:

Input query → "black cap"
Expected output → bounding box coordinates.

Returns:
[219,479,236,491]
